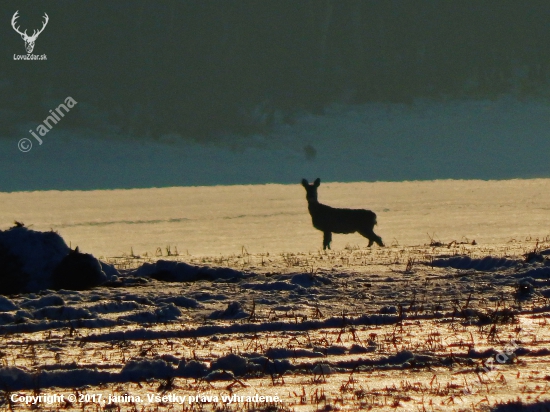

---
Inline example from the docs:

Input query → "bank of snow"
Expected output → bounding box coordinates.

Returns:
[0,225,116,293]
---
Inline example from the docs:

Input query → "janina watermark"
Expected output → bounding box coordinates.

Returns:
[18,96,78,153]
[458,338,520,401]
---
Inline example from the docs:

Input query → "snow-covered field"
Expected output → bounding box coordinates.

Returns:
[1,178,550,258]
[1,180,550,411]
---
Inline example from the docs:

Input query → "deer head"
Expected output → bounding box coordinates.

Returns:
[301,178,321,202]
[11,11,49,54]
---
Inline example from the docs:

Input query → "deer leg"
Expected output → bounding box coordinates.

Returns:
[323,231,332,250]
[359,229,384,247]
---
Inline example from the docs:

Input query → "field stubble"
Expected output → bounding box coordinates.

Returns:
[1,239,550,411]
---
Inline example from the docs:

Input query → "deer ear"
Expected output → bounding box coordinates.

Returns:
[301,179,309,187]
[314,178,321,187]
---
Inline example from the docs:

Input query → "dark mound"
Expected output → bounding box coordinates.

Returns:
[0,225,70,292]
[491,400,550,412]
[52,249,108,290]
[0,225,116,293]
[0,243,28,295]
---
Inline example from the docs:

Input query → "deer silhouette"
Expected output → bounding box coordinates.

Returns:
[302,178,384,250]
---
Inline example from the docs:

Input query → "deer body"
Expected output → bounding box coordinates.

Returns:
[302,178,384,250]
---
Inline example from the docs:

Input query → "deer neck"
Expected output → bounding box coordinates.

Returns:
[307,198,322,212]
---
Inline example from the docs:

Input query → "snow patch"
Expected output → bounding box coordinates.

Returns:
[87,300,141,314]
[32,306,95,321]
[158,296,201,309]
[120,359,175,380]
[135,260,244,282]
[291,273,331,287]
[266,348,324,359]
[241,281,299,291]
[177,360,208,378]
[21,295,65,309]
[0,296,17,312]
[208,301,249,320]
[210,353,248,376]
[118,303,182,323]
[430,255,518,271]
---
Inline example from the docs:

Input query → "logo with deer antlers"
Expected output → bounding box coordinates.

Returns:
[11,11,49,54]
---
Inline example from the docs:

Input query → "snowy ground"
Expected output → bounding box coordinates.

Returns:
[1,244,550,411]
[1,178,550,258]
[1,180,550,411]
